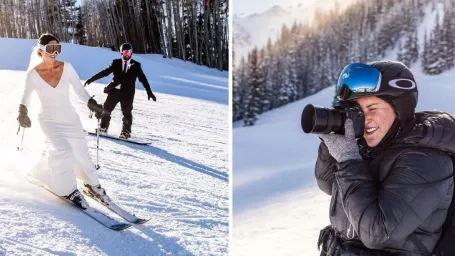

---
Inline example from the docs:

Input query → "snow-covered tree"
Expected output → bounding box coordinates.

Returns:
[244,48,262,126]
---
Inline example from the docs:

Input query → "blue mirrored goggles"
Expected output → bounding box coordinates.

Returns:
[336,63,381,100]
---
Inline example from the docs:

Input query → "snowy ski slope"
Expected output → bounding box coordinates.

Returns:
[0,38,228,256]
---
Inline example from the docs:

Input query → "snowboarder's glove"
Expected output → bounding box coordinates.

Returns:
[147,90,156,102]
[17,104,31,128]
[84,78,93,87]
[87,98,104,119]
[318,119,361,163]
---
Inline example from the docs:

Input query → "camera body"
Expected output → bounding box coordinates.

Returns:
[301,102,365,138]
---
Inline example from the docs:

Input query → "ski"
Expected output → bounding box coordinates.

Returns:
[82,190,150,224]
[87,131,151,145]
[50,190,131,231]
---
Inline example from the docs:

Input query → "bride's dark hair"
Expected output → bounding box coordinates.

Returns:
[37,33,59,57]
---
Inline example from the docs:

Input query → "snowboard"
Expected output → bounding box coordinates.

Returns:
[87,131,151,145]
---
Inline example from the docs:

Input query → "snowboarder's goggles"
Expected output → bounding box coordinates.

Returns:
[38,43,62,55]
[121,49,132,56]
[336,63,381,100]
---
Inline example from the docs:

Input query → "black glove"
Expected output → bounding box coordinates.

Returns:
[317,225,343,256]
[147,91,156,101]
[87,98,104,119]
[84,79,92,87]
[17,104,31,128]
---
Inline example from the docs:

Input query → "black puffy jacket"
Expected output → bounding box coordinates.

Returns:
[315,111,455,255]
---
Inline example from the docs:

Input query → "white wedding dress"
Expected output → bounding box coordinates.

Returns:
[20,62,100,196]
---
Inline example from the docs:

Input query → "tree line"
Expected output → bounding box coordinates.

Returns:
[234,0,455,126]
[0,0,229,71]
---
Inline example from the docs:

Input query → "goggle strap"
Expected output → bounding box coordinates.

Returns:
[37,43,46,51]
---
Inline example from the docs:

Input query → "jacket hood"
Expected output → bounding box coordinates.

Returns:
[395,111,455,155]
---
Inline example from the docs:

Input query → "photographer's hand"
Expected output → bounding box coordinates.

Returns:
[319,119,361,163]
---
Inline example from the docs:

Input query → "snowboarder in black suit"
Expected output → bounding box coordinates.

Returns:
[85,43,156,139]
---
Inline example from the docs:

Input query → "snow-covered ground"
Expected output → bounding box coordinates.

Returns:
[0,38,228,255]
[232,3,455,255]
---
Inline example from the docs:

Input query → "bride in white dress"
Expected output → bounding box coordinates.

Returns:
[18,33,110,208]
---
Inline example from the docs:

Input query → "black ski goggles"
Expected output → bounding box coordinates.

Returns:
[38,43,62,55]
[336,63,381,100]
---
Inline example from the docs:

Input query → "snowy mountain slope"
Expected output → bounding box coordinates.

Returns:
[0,39,228,255]
[232,4,455,255]
[233,0,356,63]
[0,38,228,105]
[383,1,444,67]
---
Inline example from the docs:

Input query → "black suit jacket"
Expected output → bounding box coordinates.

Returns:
[87,59,152,96]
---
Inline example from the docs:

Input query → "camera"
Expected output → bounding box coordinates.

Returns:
[301,102,365,138]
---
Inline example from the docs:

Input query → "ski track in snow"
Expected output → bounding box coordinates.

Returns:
[0,50,228,256]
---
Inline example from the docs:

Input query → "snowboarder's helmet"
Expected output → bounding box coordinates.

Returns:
[120,43,133,52]
[336,60,418,127]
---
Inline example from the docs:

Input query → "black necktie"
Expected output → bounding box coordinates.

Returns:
[123,61,127,73]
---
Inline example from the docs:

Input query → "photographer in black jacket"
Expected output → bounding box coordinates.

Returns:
[309,61,454,255]
[85,43,156,139]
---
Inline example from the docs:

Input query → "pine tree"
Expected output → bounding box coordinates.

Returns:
[366,36,377,62]
[286,41,298,103]
[271,56,284,109]
[280,24,291,44]
[263,39,275,110]
[338,17,351,66]
[428,12,443,75]
[260,50,272,113]
[232,43,238,121]
[397,40,404,64]
[422,31,429,74]
[266,38,273,54]
[442,8,454,70]
[403,32,414,67]
[235,58,248,121]
[411,30,419,64]
[348,37,362,63]
[244,48,261,126]
[257,48,267,114]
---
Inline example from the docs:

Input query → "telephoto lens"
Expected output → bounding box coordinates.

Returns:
[301,104,344,135]
[301,103,365,138]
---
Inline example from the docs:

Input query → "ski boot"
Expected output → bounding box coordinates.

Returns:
[82,183,111,204]
[119,130,131,140]
[63,189,89,209]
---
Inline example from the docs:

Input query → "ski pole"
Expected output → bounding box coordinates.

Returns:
[95,117,100,170]
[17,126,25,151]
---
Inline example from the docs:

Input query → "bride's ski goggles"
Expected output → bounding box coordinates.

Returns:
[38,43,62,55]
[336,63,381,100]
[121,49,132,56]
